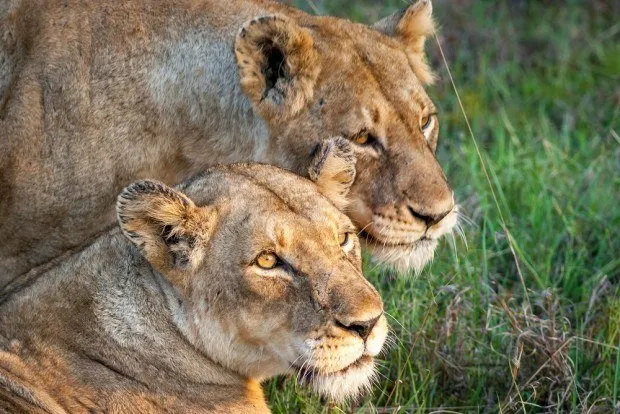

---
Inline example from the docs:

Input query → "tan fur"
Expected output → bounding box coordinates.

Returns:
[0,163,387,412]
[307,137,356,210]
[0,0,456,284]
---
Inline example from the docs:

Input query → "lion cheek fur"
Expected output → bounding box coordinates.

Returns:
[167,294,299,380]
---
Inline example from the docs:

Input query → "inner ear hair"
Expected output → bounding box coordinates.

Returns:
[161,224,197,269]
[308,137,357,210]
[261,40,286,96]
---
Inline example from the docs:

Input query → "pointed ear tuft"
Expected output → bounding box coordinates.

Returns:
[116,180,216,283]
[373,0,436,84]
[308,137,356,210]
[235,15,320,122]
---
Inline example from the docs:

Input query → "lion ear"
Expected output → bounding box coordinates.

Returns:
[116,180,217,285]
[235,15,320,123]
[308,138,356,210]
[372,0,436,84]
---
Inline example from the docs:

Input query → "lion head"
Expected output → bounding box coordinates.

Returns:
[235,0,457,273]
[116,141,387,402]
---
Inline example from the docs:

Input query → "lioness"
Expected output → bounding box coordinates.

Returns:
[0,151,387,412]
[0,0,456,284]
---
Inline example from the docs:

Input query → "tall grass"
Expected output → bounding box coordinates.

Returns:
[268,1,619,412]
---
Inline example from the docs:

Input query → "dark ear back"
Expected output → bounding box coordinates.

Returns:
[308,137,356,210]
[235,15,320,123]
[373,0,436,84]
[116,180,217,285]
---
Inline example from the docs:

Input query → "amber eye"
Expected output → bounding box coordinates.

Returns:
[339,232,349,246]
[351,132,381,148]
[421,115,432,131]
[256,252,279,270]
[353,133,369,145]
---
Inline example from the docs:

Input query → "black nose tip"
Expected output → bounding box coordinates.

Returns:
[407,206,450,226]
[336,315,380,341]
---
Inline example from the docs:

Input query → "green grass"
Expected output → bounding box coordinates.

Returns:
[269,1,619,412]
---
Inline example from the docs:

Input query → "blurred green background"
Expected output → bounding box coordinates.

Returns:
[267,1,619,412]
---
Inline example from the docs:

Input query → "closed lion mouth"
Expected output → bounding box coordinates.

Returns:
[359,230,432,248]
[295,354,373,383]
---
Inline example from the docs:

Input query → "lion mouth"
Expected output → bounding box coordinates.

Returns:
[359,230,433,248]
[295,354,373,383]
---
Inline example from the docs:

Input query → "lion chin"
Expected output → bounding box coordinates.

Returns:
[364,237,439,275]
[297,355,376,402]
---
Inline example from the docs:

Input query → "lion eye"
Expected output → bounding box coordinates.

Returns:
[353,133,370,145]
[351,131,381,147]
[339,232,354,252]
[255,252,279,269]
[421,115,432,131]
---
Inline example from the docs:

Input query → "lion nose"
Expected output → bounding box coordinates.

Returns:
[336,315,381,341]
[407,205,450,227]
